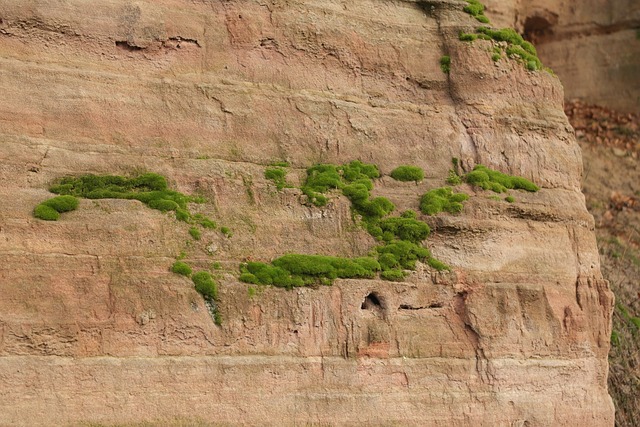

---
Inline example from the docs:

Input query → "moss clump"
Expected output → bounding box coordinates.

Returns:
[463,0,490,23]
[376,213,430,243]
[47,173,216,226]
[301,161,380,207]
[492,53,501,62]
[505,195,515,203]
[473,26,544,71]
[34,195,80,221]
[192,271,218,300]
[420,187,469,215]
[459,32,478,42]
[240,262,304,289]
[245,160,453,287]
[465,165,539,193]
[33,204,60,221]
[171,261,192,277]
[43,195,79,212]
[220,226,232,237]
[270,254,381,283]
[390,165,425,182]
[376,240,430,270]
[189,227,201,240]
[380,269,406,282]
[439,56,451,74]
[265,166,291,191]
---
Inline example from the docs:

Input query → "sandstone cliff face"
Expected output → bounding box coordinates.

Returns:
[0,1,614,426]
[483,0,640,113]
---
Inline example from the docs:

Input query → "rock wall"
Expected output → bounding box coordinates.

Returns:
[484,0,640,113]
[0,0,614,425]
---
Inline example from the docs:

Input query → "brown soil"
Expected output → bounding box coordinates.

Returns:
[569,100,640,426]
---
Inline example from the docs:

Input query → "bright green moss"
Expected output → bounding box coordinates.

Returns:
[33,204,60,221]
[390,165,425,182]
[376,240,430,270]
[505,196,515,203]
[380,269,406,281]
[43,195,79,213]
[192,271,218,300]
[265,166,290,191]
[420,187,469,215]
[465,165,539,193]
[34,195,80,221]
[463,0,490,23]
[171,261,192,277]
[378,216,430,243]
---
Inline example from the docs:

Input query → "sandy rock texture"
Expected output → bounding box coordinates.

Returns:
[0,0,614,425]
[483,0,640,113]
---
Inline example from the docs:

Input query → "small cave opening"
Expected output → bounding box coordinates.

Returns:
[523,15,555,44]
[361,292,384,311]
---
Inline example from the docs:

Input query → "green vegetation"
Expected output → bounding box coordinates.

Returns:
[265,166,291,191]
[446,168,462,185]
[33,195,79,221]
[505,195,515,203]
[301,160,380,208]
[463,0,490,23]
[220,226,232,237]
[212,262,222,270]
[189,227,201,240]
[474,27,543,71]
[420,187,469,215]
[457,0,547,72]
[465,164,539,193]
[41,172,223,324]
[439,55,451,74]
[241,160,457,286]
[390,165,425,182]
[192,271,218,300]
[459,32,478,42]
[171,261,192,277]
[34,204,60,221]
[240,255,381,289]
[46,173,218,226]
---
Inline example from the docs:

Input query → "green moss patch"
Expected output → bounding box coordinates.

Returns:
[34,195,80,221]
[463,0,490,23]
[465,165,539,193]
[265,166,291,191]
[420,187,469,215]
[390,165,425,182]
[171,261,193,277]
[192,271,218,300]
[458,1,547,73]
[242,160,454,286]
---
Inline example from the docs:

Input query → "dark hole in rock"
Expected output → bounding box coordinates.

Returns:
[523,15,555,44]
[361,292,383,310]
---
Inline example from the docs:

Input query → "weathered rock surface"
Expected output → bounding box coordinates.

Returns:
[0,0,614,425]
[483,0,640,113]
